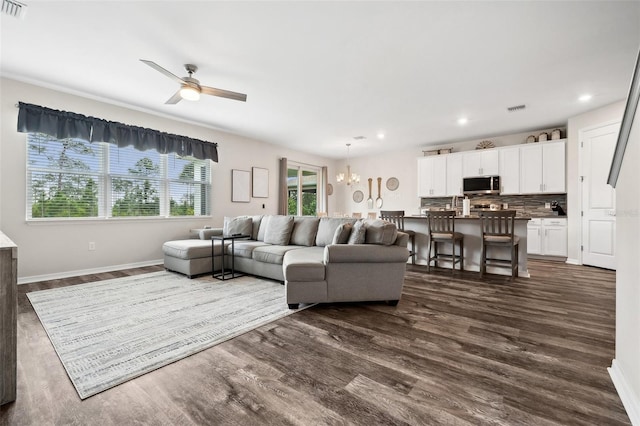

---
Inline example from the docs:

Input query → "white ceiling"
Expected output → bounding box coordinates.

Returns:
[1,1,639,159]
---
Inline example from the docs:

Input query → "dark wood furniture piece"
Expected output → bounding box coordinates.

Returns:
[425,210,464,275]
[1,232,17,405]
[211,234,251,280]
[479,210,520,279]
[380,210,416,265]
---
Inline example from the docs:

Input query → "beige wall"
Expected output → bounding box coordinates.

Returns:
[0,78,336,282]
[610,98,640,423]
[566,101,625,264]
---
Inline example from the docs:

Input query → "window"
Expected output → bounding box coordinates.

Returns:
[287,163,321,216]
[27,133,211,219]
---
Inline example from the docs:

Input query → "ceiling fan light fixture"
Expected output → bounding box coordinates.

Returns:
[180,85,200,101]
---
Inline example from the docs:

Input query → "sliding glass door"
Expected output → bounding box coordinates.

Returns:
[287,163,321,216]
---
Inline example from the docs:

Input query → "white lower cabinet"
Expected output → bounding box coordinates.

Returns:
[527,218,567,256]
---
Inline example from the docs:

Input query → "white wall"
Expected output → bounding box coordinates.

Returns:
[0,78,336,282]
[609,99,640,424]
[566,101,625,264]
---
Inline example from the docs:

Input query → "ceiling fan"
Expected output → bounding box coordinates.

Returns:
[140,59,247,104]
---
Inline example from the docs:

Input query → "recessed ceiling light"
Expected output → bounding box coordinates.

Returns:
[377,132,385,140]
[457,117,468,125]
[579,94,592,102]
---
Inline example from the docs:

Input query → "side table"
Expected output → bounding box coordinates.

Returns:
[211,234,250,280]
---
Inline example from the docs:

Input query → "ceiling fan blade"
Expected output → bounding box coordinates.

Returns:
[140,59,185,85]
[201,85,247,102]
[165,90,183,105]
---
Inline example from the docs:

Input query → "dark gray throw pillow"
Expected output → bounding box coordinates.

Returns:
[332,222,353,244]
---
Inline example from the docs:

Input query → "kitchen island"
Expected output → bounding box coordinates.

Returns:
[404,215,530,277]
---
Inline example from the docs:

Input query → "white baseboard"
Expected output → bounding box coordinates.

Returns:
[609,359,640,425]
[18,259,164,285]
[565,258,581,265]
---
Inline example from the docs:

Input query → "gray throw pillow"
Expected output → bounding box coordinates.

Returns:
[331,222,353,245]
[223,216,253,236]
[316,217,356,247]
[264,215,295,245]
[251,215,263,240]
[347,220,366,244]
[257,216,270,241]
[290,216,320,246]
[364,219,398,245]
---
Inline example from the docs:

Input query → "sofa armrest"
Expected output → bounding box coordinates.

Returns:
[198,228,223,240]
[324,244,409,263]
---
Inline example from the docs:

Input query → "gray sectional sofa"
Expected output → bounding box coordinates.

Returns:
[163,215,410,308]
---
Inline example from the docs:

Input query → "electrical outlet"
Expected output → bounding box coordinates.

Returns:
[545,203,551,209]
[88,242,96,251]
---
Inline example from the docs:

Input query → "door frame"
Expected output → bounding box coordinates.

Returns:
[578,119,620,266]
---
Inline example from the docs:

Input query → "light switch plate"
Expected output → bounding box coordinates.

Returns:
[545,202,551,209]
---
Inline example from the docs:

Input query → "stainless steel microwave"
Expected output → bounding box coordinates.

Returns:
[463,176,500,195]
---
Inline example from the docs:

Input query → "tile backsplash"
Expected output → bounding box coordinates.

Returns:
[420,194,567,218]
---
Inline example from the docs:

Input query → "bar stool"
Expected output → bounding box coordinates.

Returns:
[380,210,415,264]
[479,210,519,280]
[425,210,463,275]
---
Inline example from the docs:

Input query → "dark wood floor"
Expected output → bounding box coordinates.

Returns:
[1,260,629,425]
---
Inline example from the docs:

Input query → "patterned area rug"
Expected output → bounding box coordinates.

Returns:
[27,271,310,399]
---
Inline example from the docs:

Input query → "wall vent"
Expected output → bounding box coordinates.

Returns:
[353,136,366,140]
[507,104,526,112]
[1,0,27,19]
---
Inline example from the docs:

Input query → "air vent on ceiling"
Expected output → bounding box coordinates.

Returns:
[1,0,27,18]
[507,104,526,112]
[353,136,366,140]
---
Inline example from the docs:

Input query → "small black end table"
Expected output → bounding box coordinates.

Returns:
[211,234,251,280]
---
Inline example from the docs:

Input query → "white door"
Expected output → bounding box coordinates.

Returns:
[580,122,619,269]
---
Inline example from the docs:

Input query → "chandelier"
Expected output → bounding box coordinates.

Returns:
[336,143,360,185]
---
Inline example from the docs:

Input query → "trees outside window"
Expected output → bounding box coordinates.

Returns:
[27,133,211,220]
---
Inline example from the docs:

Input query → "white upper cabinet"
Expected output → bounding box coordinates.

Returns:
[446,153,463,196]
[417,156,447,197]
[542,142,566,193]
[499,146,520,195]
[520,140,566,194]
[462,149,499,177]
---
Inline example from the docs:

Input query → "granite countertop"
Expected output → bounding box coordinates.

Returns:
[409,214,532,220]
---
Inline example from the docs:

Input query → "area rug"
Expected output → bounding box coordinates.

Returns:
[27,271,311,399]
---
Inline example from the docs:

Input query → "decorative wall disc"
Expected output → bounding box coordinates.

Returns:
[386,177,399,191]
[352,190,364,203]
[327,183,333,195]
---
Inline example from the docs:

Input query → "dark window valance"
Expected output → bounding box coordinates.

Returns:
[16,102,218,162]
